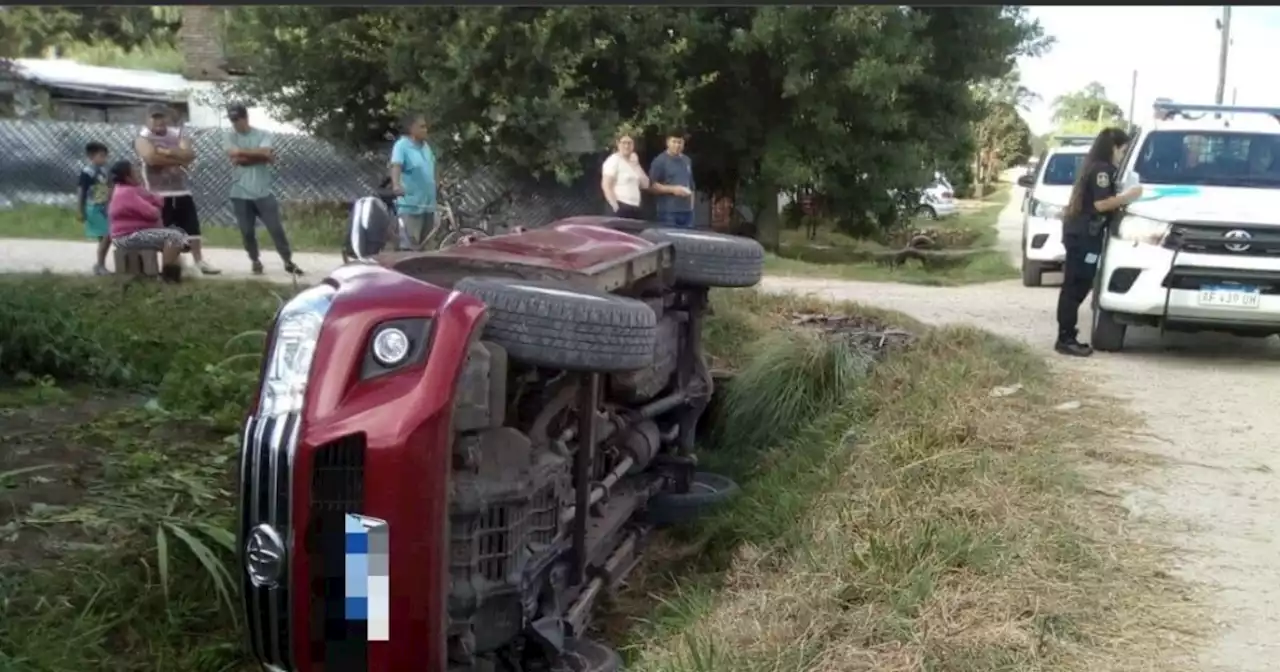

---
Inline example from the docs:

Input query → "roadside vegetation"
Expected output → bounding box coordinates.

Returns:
[0,273,1197,671]
[0,203,348,255]
[765,185,1015,286]
[610,290,1200,672]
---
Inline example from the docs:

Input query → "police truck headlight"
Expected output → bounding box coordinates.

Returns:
[259,284,336,418]
[1116,215,1171,246]
[1032,201,1063,220]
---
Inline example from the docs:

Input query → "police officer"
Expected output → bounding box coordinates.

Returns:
[1055,127,1144,357]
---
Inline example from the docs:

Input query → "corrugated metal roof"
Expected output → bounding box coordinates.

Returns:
[11,58,191,102]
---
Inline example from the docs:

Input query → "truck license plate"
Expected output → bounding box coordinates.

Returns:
[1197,285,1261,309]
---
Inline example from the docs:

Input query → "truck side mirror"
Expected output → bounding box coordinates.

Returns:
[1016,174,1035,188]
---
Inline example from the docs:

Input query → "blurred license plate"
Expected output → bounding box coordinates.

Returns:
[1197,285,1260,309]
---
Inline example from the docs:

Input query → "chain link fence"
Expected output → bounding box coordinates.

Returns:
[0,119,612,229]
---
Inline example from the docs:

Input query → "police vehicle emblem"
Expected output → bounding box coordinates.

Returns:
[1223,229,1252,253]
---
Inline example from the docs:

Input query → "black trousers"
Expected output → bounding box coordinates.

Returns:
[611,202,644,219]
[1056,233,1103,341]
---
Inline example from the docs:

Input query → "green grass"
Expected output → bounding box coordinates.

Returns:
[0,204,348,254]
[611,290,1198,672]
[768,183,1017,286]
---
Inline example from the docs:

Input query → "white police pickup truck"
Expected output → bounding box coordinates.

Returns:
[1092,101,1280,352]
[1017,136,1092,286]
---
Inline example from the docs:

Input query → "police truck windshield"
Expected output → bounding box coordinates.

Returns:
[1041,153,1086,186]
[1133,130,1280,188]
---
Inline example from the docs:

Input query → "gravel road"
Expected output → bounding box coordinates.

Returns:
[762,191,1280,672]
[4,194,1279,669]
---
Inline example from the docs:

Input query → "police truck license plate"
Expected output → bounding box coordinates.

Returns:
[1197,285,1261,309]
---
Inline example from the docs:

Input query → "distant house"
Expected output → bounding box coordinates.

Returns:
[0,58,303,133]
[0,58,191,124]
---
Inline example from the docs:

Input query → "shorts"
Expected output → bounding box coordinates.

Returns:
[161,194,202,238]
[84,205,109,239]
[113,227,188,252]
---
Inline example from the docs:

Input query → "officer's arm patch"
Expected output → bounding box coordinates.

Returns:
[1096,171,1110,189]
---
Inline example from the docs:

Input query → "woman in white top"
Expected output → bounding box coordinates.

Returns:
[600,134,650,218]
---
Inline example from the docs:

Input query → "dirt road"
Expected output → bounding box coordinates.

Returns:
[763,191,1280,672]
[4,197,1279,669]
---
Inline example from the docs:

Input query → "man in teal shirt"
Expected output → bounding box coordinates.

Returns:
[224,103,302,275]
[388,112,438,250]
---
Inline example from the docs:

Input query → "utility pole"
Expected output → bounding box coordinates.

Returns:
[1215,6,1232,106]
[1127,70,1138,132]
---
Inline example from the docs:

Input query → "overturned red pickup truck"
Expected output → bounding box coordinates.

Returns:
[238,216,766,672]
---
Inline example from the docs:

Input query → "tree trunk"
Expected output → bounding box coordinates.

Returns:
[754,181,781,253]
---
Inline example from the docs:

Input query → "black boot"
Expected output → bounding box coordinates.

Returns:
[161,263,183,284]
[1054,330,1092,357]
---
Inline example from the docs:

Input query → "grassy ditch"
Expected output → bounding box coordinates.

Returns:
[766,184,1015,286]
[0,203,347,254]
[611,290,1199,672]
[0,275,1194,671]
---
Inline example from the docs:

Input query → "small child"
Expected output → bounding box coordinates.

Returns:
[78,142,112,275]
[107,160,188,283]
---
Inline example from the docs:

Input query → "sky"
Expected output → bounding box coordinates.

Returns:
[1017,6,1280,135]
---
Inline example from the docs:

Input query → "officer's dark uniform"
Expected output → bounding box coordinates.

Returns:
[1056,161,1117,348]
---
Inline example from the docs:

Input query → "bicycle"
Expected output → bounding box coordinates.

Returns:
[342,182,516,263]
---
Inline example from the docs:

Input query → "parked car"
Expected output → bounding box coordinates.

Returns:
[1016,136,1091,286]
[238,217,766,672]
[916,177,958,220]
[1091,101,1280,352]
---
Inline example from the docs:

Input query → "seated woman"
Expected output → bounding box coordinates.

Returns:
[106,160,188,283]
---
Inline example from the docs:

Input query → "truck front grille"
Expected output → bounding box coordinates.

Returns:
[239,412,300,671]
[1167,221,1280,257]
[307,435,369,671]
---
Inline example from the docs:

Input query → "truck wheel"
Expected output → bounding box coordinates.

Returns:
[455,277,657,373]
[1091,308,1127,352]
[1021,257,1043,287]
[553,639,622,672]
[638,229,764,288]
[645,472,740,526]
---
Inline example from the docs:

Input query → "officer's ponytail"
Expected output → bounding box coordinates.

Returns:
[1064,127,1131,220]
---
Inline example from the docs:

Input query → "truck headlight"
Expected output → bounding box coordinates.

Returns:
[259,284,336,417]
[1032,201,1063,220]
[1116,215,1171,246]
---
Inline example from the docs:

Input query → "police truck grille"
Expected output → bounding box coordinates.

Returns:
[239,412,300,671]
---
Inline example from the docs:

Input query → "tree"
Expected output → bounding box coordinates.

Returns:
[226,7,1049,249]
[1051,81,1124,126]
[971,68,1037,191]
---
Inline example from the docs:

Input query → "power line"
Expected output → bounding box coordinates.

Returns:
[1215,6,1232,106]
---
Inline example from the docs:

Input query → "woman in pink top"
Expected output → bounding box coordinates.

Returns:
[107,160,188,282]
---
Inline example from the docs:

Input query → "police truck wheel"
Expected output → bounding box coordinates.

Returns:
[1021,257,1043,287]
[455,277,657,372]
[1091,308,1127,352]
[637,229,764,288]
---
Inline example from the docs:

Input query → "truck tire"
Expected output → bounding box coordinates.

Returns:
[1091,308,1127,352]
[638,229,764,288]
[645,472,740,526]
[1021,257,1043,287]
[553,639,622,672]
[455,277,657,373]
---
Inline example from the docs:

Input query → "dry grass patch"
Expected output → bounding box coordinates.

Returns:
[614,290,1200,672]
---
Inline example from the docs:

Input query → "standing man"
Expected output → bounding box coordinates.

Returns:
[134,104,221,274]
[648,130,696,228]
[388,112,438,250]
[224,103,303,276]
